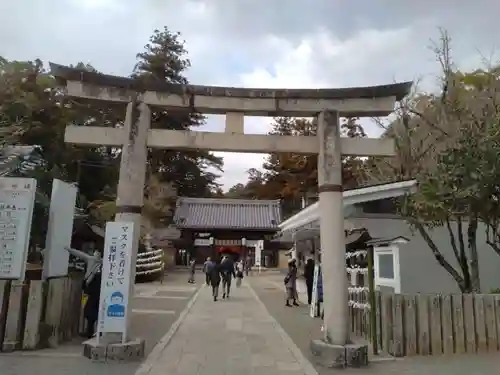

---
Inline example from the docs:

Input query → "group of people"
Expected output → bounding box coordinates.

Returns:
[202,256,245,301]
[285,257,317,308]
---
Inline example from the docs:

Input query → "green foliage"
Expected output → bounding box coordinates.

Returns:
[0,26,224,244]
[226,117,367,218]
[132,27,223,198]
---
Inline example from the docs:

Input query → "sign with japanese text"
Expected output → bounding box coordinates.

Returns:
[43,179,78,279]
[0,178,36,280]
[310,264,323,318]
[254,239,263,267]
[97,221,134,337]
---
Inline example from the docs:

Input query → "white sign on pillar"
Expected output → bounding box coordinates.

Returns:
[310,264,320,318]
[97,221,134,342]
[254,239,264,272]
[0,177,36,280]
[43,179,78,279]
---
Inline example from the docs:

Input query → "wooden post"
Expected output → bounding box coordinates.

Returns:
[3,281,26,352]
[23,280,44,349]
[367,246,378,355]
[0,280,11,349]
[44,278,65,348]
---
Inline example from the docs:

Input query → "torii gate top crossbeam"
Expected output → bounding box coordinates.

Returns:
[50,63,412,117]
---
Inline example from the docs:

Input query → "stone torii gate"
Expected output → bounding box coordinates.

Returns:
[50,63,411,365]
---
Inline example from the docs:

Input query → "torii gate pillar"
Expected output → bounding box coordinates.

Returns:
[311,111,369,367]
[316,110,349,346]
[84,100,150,359]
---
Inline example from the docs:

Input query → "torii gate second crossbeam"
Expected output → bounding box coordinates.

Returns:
[51,63,411,366]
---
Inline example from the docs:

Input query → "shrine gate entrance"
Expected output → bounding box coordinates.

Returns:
[51,63,411,365]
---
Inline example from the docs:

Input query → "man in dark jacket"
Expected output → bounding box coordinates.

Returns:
[304,258,315,305]
[209,261,222,301]
[219,256,236,299]
[83,270,102,338]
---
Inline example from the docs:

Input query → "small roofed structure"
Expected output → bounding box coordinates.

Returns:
[174,197,282,265]
[274,180,416,270]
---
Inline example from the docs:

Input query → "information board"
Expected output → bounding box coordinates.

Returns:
[97,221,134,340]
[0,178,36,280]
[43,179,78,279]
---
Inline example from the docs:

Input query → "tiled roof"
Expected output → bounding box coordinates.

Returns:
[174,197,281,230]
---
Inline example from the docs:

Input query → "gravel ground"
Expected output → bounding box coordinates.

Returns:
[249,274,500,375]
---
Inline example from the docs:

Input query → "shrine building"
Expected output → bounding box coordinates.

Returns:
[173,197,283,266]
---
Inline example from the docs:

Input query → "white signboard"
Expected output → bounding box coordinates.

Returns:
[0,178,36,280]
[97,221,134,340]
[310,264,320,317]
[254,240,263,267]
[194,238,211,246]
[43,179,77,279]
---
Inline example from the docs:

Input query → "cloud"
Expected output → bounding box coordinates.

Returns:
[1,0,500,191]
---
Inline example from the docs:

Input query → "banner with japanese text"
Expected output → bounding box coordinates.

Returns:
[97,221,134,336]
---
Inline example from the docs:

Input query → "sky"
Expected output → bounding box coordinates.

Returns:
[1,0,499,190]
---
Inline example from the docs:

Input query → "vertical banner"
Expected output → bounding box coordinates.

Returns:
[310,264,323,318]
[254,239,263,271]
[43,179,78,279]
[0,178,36,280]
[97,222,134,339]
[310,264,320,317]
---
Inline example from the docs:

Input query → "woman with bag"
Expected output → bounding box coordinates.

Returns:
[284,259,299,307]
[235,260,244,287]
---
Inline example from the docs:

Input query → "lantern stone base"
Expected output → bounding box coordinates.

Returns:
[83,337,145,361]
[310,339,368,369]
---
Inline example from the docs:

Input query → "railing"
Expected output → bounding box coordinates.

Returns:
[0,273,84,352]
[349,291,500,356]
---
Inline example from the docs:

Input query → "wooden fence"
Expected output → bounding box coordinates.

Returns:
[349,291,500,356]
[0,274,84,352]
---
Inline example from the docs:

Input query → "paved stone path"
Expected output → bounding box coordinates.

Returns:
[250,273,500,375]
[141,282,317,375]
[0,271,203,375]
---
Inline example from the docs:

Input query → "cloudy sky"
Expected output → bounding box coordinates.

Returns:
[1,0,498,190]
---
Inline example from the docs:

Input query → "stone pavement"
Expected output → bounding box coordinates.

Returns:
[0,270,203,375]
[249,273,500,375]
[139,281,318,375]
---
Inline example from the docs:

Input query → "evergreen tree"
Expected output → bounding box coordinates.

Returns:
[132,27,223,197]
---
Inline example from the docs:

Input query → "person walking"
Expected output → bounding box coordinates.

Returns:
[209,260,222,301]
[220,256,236,299]
[245,257,252,276]
[82,266,102,338]
[304,258,315,305]
[203,257,214,285]
[188,259,196,283]
[284,259,299,307]
[235,260,244,287]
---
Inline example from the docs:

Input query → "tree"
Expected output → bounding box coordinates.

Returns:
[132,27,223,198]
[0,57,121,245]
[259,117,367,217]
[362,30,500,292]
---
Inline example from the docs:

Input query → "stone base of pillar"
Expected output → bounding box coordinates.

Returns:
[83,337,145,361]
[2,341,17,352]
[310,339,368,368]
